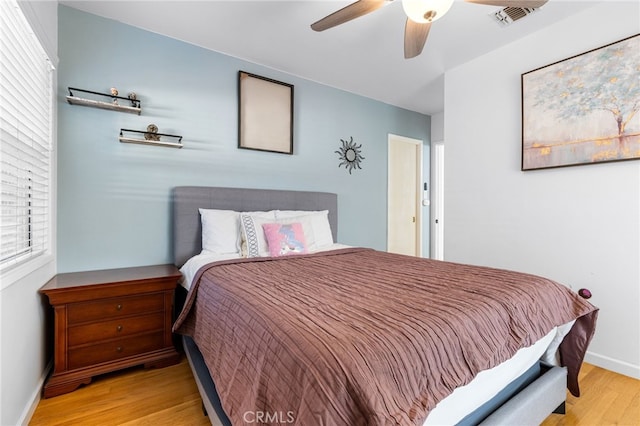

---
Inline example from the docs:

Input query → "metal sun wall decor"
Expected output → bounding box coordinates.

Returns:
[335,136,364,174]
[521,33,640,171]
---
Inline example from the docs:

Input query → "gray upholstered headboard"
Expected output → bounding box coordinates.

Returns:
[172,186,338,267]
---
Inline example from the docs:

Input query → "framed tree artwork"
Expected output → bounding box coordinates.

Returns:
[521,34,640,171]
[238,71,294,155]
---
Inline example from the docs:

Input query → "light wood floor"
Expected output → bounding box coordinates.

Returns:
[30,357,209,426]
[30,358,639,425]
[541,362,639,426]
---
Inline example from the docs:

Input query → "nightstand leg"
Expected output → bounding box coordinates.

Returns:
[43,375,92,398]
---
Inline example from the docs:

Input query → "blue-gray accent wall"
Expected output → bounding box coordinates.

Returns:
[57,5,430,272]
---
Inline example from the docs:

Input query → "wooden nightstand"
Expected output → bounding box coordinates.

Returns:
[40,264,181,398]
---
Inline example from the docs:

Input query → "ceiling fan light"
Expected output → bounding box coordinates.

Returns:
[402,0,454,23]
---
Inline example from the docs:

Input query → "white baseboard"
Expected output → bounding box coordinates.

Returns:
[19,361,51,425]
[585,351,640,380]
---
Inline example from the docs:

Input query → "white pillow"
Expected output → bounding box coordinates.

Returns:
[199,209,240,254]
[275,210,334,249]
[275,210,326,219]
[200,209,275,255]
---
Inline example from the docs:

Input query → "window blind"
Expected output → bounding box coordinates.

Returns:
[0,0,53,271]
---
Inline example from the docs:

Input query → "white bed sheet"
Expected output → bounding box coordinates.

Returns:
[179,249,573,425]
[179,243,352,290]
[423,320,573,425]
[180,251,240,290]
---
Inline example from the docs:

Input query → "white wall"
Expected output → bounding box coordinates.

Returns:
[444,1,640,378]
[0,2,58,425]
[430,112,444,143]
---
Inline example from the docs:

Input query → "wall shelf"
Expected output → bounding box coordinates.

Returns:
[119,127,183,149]
[66,87,141,115]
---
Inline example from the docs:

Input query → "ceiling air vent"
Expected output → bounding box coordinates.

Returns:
[492,7,538,26]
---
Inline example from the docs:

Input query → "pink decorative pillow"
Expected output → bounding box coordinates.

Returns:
[262,222,308,257]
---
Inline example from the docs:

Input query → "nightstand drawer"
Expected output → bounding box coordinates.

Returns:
[68,312,165,346]
[68,331,165,370]
[67,293,165,324]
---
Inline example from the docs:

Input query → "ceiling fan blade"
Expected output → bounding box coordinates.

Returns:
[311,0,388,32]
[404,19,431,59]
[464,0,548,8]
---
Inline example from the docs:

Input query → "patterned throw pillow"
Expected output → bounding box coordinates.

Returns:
[262,222,308,257]
[240,213,265,258]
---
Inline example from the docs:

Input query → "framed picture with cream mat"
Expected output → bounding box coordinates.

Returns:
[238,71,294,155]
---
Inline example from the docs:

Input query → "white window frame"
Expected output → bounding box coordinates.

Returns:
[0,0,55,289]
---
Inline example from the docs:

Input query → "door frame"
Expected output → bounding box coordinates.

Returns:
[430,141,444,260]
[387,134,423,257]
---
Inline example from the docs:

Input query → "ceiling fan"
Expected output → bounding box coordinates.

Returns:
[311,0,548,59]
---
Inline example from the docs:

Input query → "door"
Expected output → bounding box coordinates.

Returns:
[387,134,422,256]
[431,141,444,260]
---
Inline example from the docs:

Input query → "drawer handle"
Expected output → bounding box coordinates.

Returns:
[116,346,123,353]
[116,325,123,332]
[116,304,122,311]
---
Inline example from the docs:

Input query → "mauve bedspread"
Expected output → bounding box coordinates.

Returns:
[173,248,597,425]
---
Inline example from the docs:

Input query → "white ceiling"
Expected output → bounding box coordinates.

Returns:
[60,0,600,115]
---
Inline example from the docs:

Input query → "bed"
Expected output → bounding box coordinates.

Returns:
[171,186,597,425]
